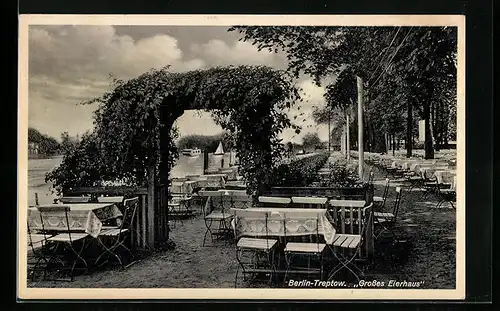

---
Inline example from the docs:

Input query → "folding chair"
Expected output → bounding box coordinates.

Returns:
[373,178,390,211]
[200,191,233,246]
[328,203,373,282]
[436,175,456,209]
[95,197,139,268]
[373,187,403,240]
[37,205,89,281]
[283,212,326,282]
[27,220,54,281]
[233,209,279,287]
[168,193,194,227]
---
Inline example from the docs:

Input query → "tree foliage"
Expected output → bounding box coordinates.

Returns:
[301,132,322,151]
[28,128,60,155]
[230,26,458,158]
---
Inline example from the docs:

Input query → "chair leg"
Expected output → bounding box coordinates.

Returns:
[202,219,214,247]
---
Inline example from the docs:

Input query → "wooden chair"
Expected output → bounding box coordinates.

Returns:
[233,209,279,287]
[37,205,89,281]
[283,212,326,281]
[373,187,403,240]
[328,203,374,282]
[200,191,233,246]
[95,197,139,268]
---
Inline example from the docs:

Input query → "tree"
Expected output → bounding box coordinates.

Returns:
[301,132,322,151]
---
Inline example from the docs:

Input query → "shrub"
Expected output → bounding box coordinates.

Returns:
[270,153,329,187]
[318,159,360,187]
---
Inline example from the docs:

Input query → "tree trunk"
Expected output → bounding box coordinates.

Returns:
[406,101,413,158]
[423,102,435,159]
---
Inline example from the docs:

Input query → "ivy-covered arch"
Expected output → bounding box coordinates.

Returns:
[61,65,302,196]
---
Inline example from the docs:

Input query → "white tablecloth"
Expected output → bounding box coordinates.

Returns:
[231,208,336,244]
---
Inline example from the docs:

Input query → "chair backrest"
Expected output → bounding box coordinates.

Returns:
[382,178,390,205]
[27,219,48,252]
[59,196,91,204]
[233,209,274,249]
[258,196,291,208]
[121,197,139,232]
[282,211,324,251]
[226,190,252,209]
[36,204,71,213]
[198,190,225,215]
[36,205,73,242]
[451,176,457,191]
[290,196,327,209]
[392,187,403,220]
[368,170,374,184]
[329,200,367,235]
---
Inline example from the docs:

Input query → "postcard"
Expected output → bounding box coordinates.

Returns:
[18,14,465,300]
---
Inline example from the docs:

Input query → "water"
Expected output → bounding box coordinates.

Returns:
[28,156,63,206]
[27,153,235,205]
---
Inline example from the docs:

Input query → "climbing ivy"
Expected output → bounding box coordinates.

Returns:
[47,65,302,197]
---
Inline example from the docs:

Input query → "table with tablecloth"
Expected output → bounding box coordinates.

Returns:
[231,208,336,244]
[28,203,122,238]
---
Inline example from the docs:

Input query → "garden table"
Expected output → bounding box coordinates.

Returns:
[28,203,122,238]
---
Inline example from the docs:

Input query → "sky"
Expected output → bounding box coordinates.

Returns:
[28,25,330,144]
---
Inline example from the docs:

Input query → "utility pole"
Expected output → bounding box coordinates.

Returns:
[357,76,364,181]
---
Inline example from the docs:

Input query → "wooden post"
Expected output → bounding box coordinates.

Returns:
[357,76,364,181]
[346,114,350,161]
[147,164,156,248]
[34,193,39,205]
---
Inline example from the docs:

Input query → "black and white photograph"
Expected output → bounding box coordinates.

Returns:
[18,15,465,300]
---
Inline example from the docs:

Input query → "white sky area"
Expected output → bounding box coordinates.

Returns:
[28,25,330,144]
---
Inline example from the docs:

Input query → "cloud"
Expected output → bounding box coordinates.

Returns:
[27,25,315,143]
[190,39,287,68]
[28,25,207,139]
